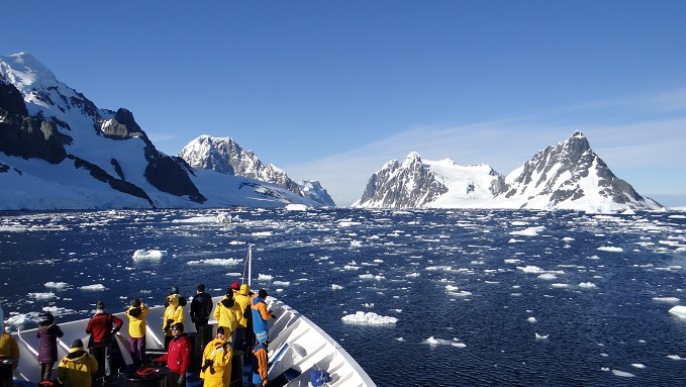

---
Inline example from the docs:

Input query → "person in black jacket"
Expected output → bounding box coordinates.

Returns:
[190,284,213,350]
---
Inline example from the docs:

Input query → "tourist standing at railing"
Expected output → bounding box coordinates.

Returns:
[163,294,186,349]
[0,314,19,370]
[190,283,213,350]
[213,289,241,338]
[36,311,63,381]
[85,301,122,380]
[125,298,149,364]
[250,289,275,346]
[233,284,252,355]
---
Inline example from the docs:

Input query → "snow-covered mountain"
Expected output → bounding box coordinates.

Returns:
[495,131,662,212]
[178,135,335,206]
[0,52,321,210]
[354,132,663,212]
[353,152,504,208]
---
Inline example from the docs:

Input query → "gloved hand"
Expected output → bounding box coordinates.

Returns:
[164,319,173,331]
[271,314,277,319]
[201,359,214,371]
[177,376,185,385]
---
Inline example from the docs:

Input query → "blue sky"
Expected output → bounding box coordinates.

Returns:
[2,1,686,206]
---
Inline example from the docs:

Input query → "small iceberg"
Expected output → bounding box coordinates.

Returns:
[285,203,308,211]
[668,305,686,319]
[132,249,167,261]
[341,311,398,325]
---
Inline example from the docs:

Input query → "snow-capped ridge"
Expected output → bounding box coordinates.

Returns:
[0,52,322,210]
[355,131,662,212]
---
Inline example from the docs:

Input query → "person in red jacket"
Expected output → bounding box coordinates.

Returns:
[156,322,190,387]
[85,301,123,380]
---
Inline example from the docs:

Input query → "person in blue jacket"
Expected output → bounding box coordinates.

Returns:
[250,289,275,345]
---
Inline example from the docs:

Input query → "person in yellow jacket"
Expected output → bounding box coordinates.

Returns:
[213,289,241,338]
[163,294,185,349]
[200,327,232,387]
[126,298,149,364]
[232,284,252,355]
[57,339,98,387]
[0,330,19,367]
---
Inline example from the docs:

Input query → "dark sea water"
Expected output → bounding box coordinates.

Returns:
[1,208,686,386]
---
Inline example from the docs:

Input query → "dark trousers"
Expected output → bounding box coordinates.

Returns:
[89,343,112,378]
[40,362,54,381]
[168,371,185,387]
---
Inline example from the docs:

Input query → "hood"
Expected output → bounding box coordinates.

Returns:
[239,284,250,296]
[128,307,142,318]
[166,294,180,308]
[220,297,234,308]
[65,348,88,361]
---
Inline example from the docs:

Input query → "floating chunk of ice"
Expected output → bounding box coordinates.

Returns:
[597,246,623,253]
[527,317,537,323]
[44,282,69,289]
[341,311,398,325]
[132,249,167,261]
[187,258,241,266]
[578,282,598,289]
[611,369,635,377]
[80,284,105,291]
[652,297,680,303]
[668,305,686,319]
[423,336,466,348]
[285,204,308,211]
[28,292,55,300]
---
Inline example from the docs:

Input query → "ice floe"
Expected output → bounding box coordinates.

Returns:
[611,369,635,377]
[668,305,686,319]
[578,282,598,289]
[652,297,680,303]
[44,282,69,289]
[79,284,105,291]
[132,249,167,261]
[423,336,466,348]
[187,258,241,266]
[597,246,623,253]
[28,292,56,300]
[341,311,398,325]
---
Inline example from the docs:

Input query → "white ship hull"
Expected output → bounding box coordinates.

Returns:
[10,296,375,386]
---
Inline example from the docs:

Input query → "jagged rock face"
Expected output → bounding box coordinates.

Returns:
[0,80,69,163]
[100,108,150,142]
[179,135,303,196]
[500,131,659,210]
[0,52,205,206]
[300,180,336,206]
[356,153,451,208]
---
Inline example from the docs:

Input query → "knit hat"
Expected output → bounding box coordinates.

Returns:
[96,301,105,310]
[197,284,205,292]
[171,322,184,332]
[171,286,179,294]
[130,298,141,307]
[216,326,225,335]
[71,339,84,349]
[231,282,240,291]
[258,289,268,299]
